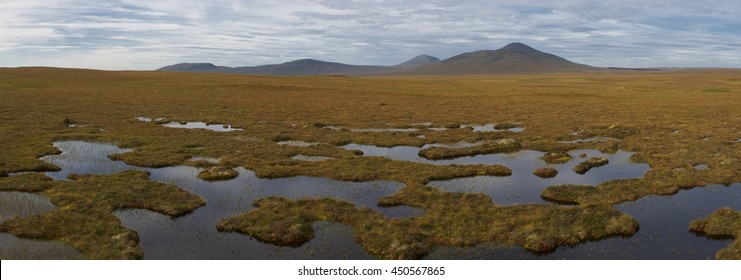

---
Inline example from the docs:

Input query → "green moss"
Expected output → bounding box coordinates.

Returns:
[0,171,205,259]
[689,208,741,260]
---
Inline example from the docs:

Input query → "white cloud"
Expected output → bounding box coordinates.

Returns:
[1,0,739,69]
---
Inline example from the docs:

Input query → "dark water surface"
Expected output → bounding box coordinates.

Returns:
[426,183,740,259]
[1,140,735,259]
[0,191,84,259]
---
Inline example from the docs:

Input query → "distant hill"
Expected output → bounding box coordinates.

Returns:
[158,59,389,75]
[396,42,594,75]
[394,55,441,68]
[158,42,595,75]
[158,63,233,72]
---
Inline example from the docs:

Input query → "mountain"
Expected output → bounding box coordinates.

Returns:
[158,43,594,75]
[396,42,594,75]
[158,59,390,76]
[233,59,390,75]
[394,55,441,68]
[158,63,233,72]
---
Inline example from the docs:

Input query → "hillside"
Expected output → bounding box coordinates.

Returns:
[158,43,595,75]
[397,42,594,75]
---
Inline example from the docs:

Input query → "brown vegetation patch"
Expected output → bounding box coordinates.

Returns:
[0,171,205,259]
[689,208,741,260]
[418,139,520,160]
[573,157,609,174]
[533,167,558,178]
[219,191,638,259]
[198,166,239,181]
[541,152,572,164]
[1,68,741,258]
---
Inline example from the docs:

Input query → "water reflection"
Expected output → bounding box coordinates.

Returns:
[431,150,650,205]
[162,122,242,132]
[425,183,741,259]
[0,192,84,259]
[292,155,333,161]
[9,141,423,259]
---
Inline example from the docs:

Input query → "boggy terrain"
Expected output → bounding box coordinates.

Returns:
[0,67,740,259]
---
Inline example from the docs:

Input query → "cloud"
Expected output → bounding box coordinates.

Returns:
[1,0,739,69]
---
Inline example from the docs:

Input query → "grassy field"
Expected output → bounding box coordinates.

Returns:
[1,67,740,259]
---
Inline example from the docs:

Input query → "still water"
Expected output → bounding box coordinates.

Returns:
[1,140,735,259]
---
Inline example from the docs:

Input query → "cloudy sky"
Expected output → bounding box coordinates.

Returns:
[2,0,740,70]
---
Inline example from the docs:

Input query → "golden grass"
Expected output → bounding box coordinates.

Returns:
[573,157,609,174]
[1,67,740,258]
[219,190,638,259]
[0,171,205,259]
[533,167,558,178]
[689,208,741,260]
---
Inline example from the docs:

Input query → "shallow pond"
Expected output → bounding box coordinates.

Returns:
[1,140,731,259]
[292,155,333,161]
[425,183,741,259]
[463,124,524,133]
[3,141,420,259]
[162,122,242,132]
[430,149,650,205]
[340,144,650,205]
[0,192,84,259]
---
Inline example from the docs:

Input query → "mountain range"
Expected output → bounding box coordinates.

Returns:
[158,42,595,75]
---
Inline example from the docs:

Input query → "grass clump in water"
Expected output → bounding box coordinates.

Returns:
[418,139,520,160]
[533,167,558,178]
[541,152,572,164]
[689,207,741,260]
[0,171,205,259]
[220,185,639,259]
[493,123,521,130]
[198,166,239,181]
[573,157,609,174]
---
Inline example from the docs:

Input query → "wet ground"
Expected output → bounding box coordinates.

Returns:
[425,183,740,259]
[0,140,736,259]
[0,192,84,259]
[340,144,650,205]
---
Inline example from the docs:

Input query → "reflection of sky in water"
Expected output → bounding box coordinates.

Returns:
[24,141,424,259]
[0,191,84,259]
[162,122,242,132]
[426,183,741,260]
[342,143,650,205]
[4,140,732,259]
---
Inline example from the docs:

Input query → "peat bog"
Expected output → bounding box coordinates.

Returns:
[1,68,740,259]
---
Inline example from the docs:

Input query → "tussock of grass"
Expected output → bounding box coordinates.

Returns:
[689,208,741,260]
[220,190,638,259]
[0,171,205,259]
[418,139,520,160]
[541,152,572,164]
[493,123,521,130]
[250,156,511,185]
[0,173,56,192]
[198,166,239,181]
[573,157,609,174]
[533,167,558,178]
[539,169,717,205]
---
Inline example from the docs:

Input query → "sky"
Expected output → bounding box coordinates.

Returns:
[2,0,740,70]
